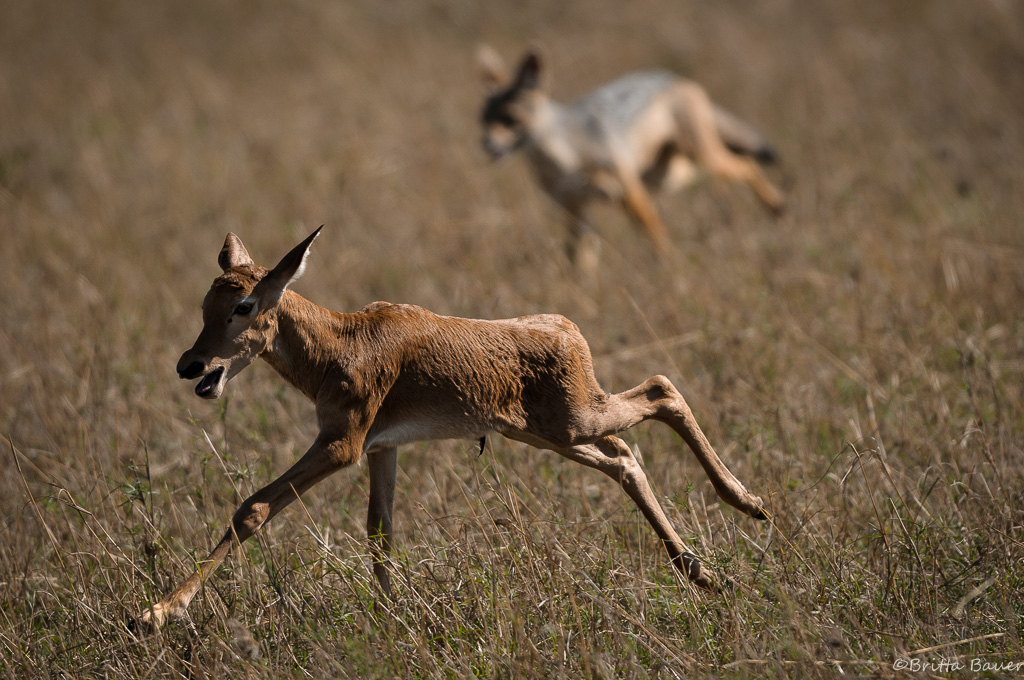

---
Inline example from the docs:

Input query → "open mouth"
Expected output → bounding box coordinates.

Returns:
[484,145,506,161]
[195,366,225,398]
[483,136,525,162]
[482,136,511,161]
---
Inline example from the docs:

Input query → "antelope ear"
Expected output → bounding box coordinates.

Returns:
[513,49,545,91]
[255,226,323,306]
[219,233,254,271]
[478,44,509,91]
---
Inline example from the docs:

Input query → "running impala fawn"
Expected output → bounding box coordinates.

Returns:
[139,227,767,629]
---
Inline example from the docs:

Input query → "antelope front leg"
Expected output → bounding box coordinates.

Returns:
[365,446,397,596]
[138,436,355,631]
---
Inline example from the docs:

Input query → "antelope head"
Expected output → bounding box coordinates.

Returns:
[176,227,321,399]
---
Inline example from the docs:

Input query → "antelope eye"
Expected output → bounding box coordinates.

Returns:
[234,301,254,316]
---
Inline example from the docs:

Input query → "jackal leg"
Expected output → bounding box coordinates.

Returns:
[562,200,600,276]
[676,84,784,214]
[620,180,672,254]
[702,146,785,215]
[138,436,356,631]
[366,446,397,596]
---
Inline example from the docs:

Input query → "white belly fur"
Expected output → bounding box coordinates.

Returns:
[363,417,490,451]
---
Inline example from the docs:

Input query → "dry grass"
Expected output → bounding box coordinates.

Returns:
[1,1,1023,677]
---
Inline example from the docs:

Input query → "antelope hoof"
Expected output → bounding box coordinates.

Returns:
[131,603,169,636]
[748,495,769,521]
[672,552,718,593]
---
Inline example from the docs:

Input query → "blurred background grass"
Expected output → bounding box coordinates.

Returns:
[1,0,1022,677]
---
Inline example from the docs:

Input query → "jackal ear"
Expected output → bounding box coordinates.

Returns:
[513,50,545,91]
[478,44,509,90]
[255,226,323,306]
[219,233,254,271]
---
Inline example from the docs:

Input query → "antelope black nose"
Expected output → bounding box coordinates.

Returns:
[178,361,205,380]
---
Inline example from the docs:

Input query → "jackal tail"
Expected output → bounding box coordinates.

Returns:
[713,105,778,165]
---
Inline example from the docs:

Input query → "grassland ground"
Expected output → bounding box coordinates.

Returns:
[1,1,1022,677]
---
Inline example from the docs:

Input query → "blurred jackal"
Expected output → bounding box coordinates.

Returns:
[478,47,784,264]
